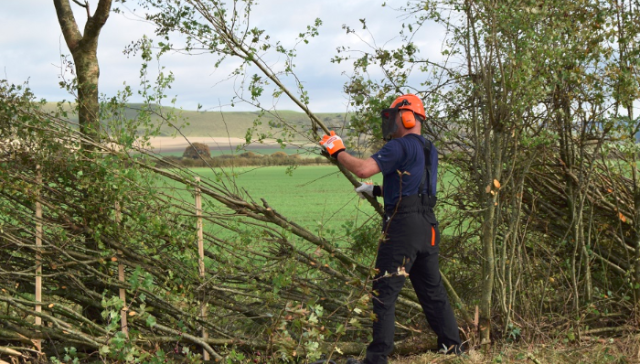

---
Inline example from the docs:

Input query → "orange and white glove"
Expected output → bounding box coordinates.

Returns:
[319,131,346,158]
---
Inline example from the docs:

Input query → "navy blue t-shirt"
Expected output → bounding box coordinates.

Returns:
[371,134,438,207]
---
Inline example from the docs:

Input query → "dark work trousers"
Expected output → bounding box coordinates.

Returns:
[365,195,461,364]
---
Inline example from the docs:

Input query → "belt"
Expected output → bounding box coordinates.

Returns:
[384,194,437,215]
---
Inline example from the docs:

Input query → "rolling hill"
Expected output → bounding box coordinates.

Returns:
[42,102,351,139]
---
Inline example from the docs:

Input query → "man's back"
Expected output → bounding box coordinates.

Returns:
[371,134,437,207]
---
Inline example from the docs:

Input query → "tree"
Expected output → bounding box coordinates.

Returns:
[183,142,211,159]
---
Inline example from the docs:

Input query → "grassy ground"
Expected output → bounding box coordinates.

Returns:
[386,336,639,364]
[157,164,467,236]
[158,165,383,235]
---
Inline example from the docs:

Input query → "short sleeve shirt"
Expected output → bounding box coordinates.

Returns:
[371,134,437,207]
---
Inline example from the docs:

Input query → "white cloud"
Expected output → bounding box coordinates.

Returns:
[1,0,446,112]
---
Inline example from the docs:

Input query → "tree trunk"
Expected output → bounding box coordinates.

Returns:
[53,0,112,145]
[480,190,496,348]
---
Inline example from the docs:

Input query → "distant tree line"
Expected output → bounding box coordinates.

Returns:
[156,143,328,168]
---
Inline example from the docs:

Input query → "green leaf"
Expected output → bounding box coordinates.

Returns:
[146,315,157,327]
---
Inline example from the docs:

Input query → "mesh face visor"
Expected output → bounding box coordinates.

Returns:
[380,107,400,141]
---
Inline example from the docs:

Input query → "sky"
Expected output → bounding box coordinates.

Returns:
[0,1,446,113]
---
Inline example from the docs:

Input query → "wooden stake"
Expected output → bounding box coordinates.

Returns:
[195,177,209,360]
[34,165,42,352]
[115,202,128,338]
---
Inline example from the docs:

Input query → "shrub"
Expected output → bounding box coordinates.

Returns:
[271,151,288,158]
[183,142,211,159]
[239,151,260,158]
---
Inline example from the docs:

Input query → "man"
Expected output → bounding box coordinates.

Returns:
[319,94,462,364]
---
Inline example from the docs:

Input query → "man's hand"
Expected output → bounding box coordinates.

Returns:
[355,182,382,199]
[319,131,346,158]
[355,182,374,199]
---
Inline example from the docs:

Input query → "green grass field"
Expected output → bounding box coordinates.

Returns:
[159,166,383,235]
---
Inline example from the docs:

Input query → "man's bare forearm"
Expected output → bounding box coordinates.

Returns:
[336,152,380,179]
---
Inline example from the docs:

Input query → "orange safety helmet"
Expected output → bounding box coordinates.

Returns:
[389,94,426,129]
[381,94,426,140]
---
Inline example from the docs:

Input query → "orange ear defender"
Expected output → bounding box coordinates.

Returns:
[400,110,416,129]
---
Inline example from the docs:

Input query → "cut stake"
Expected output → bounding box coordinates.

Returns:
[115,202,128,338]
[35,165,42,352]
[195,177,209,361]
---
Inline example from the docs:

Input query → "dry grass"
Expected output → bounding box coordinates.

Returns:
[388,336,639,364]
